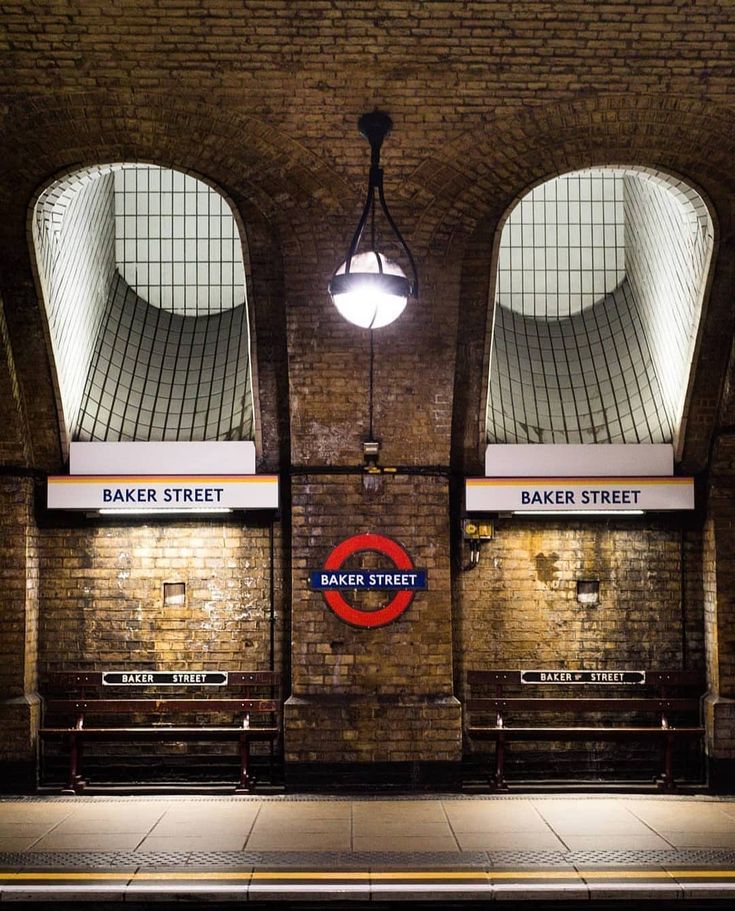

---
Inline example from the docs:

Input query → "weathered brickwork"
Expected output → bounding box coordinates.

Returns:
[682,526,706,674]
[0,1,735,780]
[456,521,695,682]
[704,516,720,698]
[701,435,735,764]
[38,519,283,677]
[456,519,706,776]
[707,435,735,698]
[0,476,40,762]
[0,301,30,468]
[285,696,461,765]
[291,474,452,696]
[286,473,461,762]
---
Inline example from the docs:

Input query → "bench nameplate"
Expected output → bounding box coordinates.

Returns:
[521,670,646,685]
[102,671,228,686]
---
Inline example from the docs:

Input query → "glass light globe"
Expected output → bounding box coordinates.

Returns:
[329,251,409,329]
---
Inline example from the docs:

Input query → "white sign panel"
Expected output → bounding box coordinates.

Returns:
[102,671,228,686]
[466,477,694,513]
[69,441,256,476]
[47,475,278,511]
[520,669,646,685]
[485,444,673,478]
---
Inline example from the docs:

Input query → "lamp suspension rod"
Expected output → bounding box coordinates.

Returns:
[376,177,418,296]
[369,329,375,441]
[341,110,419,296]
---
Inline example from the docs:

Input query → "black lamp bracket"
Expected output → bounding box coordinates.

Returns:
[340,110,419,297]
[359,110,393,178]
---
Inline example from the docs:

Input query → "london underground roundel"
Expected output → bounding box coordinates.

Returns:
[309,533,427,629]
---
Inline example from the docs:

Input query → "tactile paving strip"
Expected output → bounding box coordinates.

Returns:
[0,852,196,867]
[569,849,735,866]
[488,851,574,867]
[1,848,733,869]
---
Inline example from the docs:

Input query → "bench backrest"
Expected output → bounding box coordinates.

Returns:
[42,670,281,727]
[465,668,705,725]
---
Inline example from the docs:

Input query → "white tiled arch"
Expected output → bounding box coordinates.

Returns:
[487,166,714,447]
[32,164,253,444]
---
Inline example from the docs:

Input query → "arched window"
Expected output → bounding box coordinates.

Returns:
[33,165,252,444]
[487,168,713,447]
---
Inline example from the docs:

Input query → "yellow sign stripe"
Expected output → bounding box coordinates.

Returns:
[48,475,277,484]
[6,872,133,881]
[467,477,691,486]
[0,869,733,882]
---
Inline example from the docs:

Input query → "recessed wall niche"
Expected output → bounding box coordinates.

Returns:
[576,579,600,605]
[163,582,186,608]
[32,164,253,447]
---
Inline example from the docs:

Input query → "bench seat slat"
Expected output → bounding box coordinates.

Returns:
[43,699,277,713]
[466,698,700,712]
[40,726,278,738]
[467,726,704,741]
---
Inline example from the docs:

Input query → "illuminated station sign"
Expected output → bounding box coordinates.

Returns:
[466,477,694,513]
[47,475,278,511]
[47,441,278,513]
[466,444,695,514]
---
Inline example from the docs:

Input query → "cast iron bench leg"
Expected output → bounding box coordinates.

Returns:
[658,731,676,791]
[491,733,508,790]
[235,734,252,793]
[61,733,80,795]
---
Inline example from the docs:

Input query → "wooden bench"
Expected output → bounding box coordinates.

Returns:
[39,670,281,794]
[465,669,705,790]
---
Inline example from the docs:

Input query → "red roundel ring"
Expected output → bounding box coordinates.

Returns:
[321,533,416,628]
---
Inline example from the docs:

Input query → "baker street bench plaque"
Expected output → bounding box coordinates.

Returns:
[102,671,228,686]
[520,670,646,685]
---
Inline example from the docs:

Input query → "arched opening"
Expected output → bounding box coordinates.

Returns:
[32,164,253,448]
[487,168,713,452]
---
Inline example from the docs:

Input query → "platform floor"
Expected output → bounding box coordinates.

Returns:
[0,793,734,903]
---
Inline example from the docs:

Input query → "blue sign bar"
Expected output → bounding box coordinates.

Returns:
[310,570,428,591]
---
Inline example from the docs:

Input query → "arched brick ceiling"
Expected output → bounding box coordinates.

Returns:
[2,4,735,470]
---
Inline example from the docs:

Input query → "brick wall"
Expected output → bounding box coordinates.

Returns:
[290,474,452,697]
[286,472,461,764]
[38,519,282,677]
[456,517,705,777]
[706,435,735,699]
[702,432,735,763]
[0,303,30,469]
[0,477,40,763]
[456,520,694,680]
[1,0,735,780]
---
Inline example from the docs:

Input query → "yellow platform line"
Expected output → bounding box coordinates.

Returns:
[0,869,734,882]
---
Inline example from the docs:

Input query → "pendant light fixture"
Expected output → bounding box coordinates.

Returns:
[328,111,418,329]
